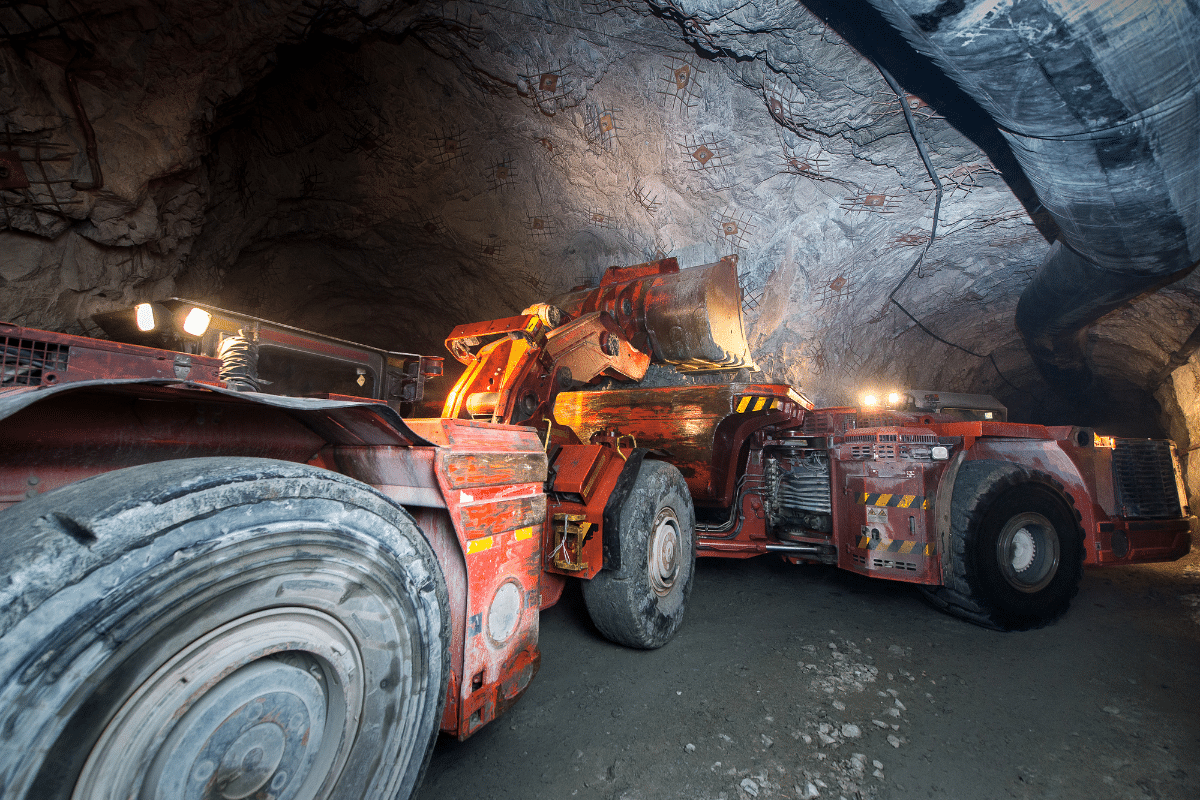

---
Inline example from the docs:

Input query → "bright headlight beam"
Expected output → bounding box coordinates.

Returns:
[182,308,212,337]
[135,303,156,332]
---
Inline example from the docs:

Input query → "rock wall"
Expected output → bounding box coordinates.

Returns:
[2,0,1198,442]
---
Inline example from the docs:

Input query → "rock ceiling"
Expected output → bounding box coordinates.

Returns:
[1,0,1197,442]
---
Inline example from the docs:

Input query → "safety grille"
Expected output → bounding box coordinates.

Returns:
[900,433,938,444]
[850,553,917,572]
[850,442,895,460]
[872,557,917,572]
[2,336,69,386]
[803,410,845,436]
[1112,439,1182,519]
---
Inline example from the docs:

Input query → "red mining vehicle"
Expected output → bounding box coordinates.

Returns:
[443,255,1195,633]
[0,256,1192,800]
[0,280,730,800]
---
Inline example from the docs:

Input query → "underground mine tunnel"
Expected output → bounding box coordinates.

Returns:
[0,0,1196,465]
[1,3,1199,800]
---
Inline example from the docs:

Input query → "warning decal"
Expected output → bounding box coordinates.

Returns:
[857,492,929,510]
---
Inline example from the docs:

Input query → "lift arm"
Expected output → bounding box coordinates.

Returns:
[441,256,755,427]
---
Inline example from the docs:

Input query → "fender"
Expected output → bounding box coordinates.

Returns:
[0,378,434,511]
[931,448,968,585]
[0,377,432,446]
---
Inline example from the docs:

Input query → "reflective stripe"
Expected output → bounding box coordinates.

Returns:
[857,536,935,556]
[467,536,494,554]
[858,492,930,509]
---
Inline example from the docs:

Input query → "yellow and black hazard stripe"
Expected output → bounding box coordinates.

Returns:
[857,492,930,510]
[856,535,935,556]
[736,394,791,414]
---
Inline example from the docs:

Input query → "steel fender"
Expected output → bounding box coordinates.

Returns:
[0,378,431,446]
[966,440,1097,548]
[932,449,970,584]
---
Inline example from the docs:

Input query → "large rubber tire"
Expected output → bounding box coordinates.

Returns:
[922,462,1085,631]
[0,457,449,800]
[582,459,696,649]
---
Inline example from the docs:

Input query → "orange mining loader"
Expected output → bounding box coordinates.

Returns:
[444,255,1193,634]
[0,256,1192,800]
[0,264,739,800]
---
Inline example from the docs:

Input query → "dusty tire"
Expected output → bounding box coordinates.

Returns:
[0,457,449,800]
[582,459,696,649]
[922,462,1084,631]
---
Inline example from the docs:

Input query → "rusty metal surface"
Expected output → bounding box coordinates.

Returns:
[549,444,615,502]
[1097,518,1193,565]
[459,495,546,538]
[331,446,446,508]
[835,444,944,586]
[936,420,1055,446]
[440,331,544,423]
[553,383,804,503]
[0,386,328,509]
[442,451,548,489]
[441,312,652,427]
[2,321,221,386]
[541,312,650,384]
[444,314,541,365]
[407,507,469,732]
[425,421,549,739]
[407,416,543,449]
[543,447,625,580]
[441,258,757,432]
[551,256,755,371]
[0,380,436,514]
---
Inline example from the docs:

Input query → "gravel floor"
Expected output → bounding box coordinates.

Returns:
[417,546,1200,800]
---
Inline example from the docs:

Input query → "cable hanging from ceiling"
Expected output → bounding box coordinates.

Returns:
[875,62,1021,395]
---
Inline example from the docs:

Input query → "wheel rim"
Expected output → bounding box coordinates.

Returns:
[648,507,681,597]
[72,608,365,800]
[995,511,1061,593]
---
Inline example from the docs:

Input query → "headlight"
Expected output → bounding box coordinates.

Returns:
[181,307,212,336]
[887,391,901,405]
[135,303,158,332]
[862,393,879,407]
[931,446,949,460]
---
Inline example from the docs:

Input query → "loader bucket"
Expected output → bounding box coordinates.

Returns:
[552,256,756,372]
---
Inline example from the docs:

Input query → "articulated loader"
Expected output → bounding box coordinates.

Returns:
[0,256,1190,800]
